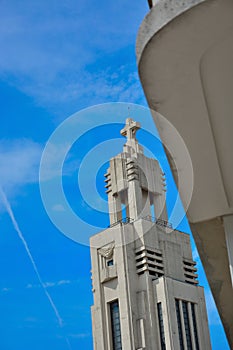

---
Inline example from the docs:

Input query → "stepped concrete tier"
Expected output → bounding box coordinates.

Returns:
[136,0,233,347]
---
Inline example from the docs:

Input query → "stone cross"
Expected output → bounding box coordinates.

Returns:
[120,118,141,142]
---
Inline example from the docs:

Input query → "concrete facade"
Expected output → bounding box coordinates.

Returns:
[90,119,211,350]
[136,1,233,347]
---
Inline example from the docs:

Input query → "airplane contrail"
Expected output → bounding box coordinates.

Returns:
[0,187,72,349]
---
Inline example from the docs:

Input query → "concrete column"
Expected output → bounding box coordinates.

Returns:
[223,215,233,286]
[128,180,143,220]
[141,189,151,218]
[153,193,168,221]
[108,193,122,225]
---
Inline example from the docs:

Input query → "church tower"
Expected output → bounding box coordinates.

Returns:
[90,119,211,350]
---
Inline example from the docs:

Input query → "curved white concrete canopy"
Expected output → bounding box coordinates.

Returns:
[136,0,233,347]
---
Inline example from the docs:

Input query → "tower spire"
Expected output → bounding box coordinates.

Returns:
[105,118,167,224]
[120,118,140,141]
[120,118,143,156]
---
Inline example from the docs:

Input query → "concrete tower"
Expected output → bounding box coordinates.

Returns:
[90,119,211,350]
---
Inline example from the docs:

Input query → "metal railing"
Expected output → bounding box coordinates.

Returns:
[109,217,134,228]
[142,215,173,229]
[109,216,172,229]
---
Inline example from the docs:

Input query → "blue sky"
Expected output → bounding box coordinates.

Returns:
[0,1,230,349]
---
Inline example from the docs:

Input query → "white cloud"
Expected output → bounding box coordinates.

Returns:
[0,139,42,213]
[39,142,79,182]
[54,66,146,113]
[57,280,72,286]
[0,1,147,112]
[0,139,42,190]
[26,279,74,290]
[44,279,72,288]
[52,204,66,212]
[0,138,79,204]
[0,3,90,81]
[24,317,38,323]
[43,281,57,288]
[192,246,200,261]
[68,333,90,339]
[205,288,221,325]
[0,1,146,78]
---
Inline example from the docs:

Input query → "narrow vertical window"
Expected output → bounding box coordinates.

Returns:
[157,303,166,350]
[175,299,184,350]
[182,301,193,350]
[191,303,200,350]
[107,259,114,267]
[110,300,122,350]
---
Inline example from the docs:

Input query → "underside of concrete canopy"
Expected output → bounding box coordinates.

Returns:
[136,0,233,347]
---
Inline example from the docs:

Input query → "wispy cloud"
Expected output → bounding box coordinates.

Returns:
[24,317,38,323]
[0,139,42,213]
[0,1,147,113]
[191,246,222,327]
[52,204,66,212]
[0,139,41,189]
[60,67,145,107]
[39,142,80,182]
[68,333,90,339]
[0,188,72,348]
[0,138,80,208]
[192,246,200,262]
[1,279,76,293]
[57,280,72,286]
[26,279,74,289]
[0,188,64,328]
[205,288,222,326]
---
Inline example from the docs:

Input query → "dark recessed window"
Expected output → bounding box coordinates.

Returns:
[110,300,122,350]
[175,299,184,350]
[182,301,193,350]
[157,302,166,350]
[107,259,114,267]
[191,303,200,350]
